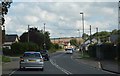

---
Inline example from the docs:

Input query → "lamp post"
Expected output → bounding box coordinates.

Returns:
[77,29,80,45]
[80,12,84,39]
[80,12,85,56]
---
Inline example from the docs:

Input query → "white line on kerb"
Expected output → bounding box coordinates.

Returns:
[50,59,72,75]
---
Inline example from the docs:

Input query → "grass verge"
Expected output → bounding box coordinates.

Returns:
[79,52,90,59]
[1,55,11,62]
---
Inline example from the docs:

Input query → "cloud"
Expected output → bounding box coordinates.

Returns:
[5,2,118,38]
[13,0,119,2]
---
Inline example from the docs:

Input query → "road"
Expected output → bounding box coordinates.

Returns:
[2,51,116,76]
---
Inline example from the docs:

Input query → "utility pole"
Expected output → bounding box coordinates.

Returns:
[0,26,2,51]
[90,25,92,44]
[77,29,81,48]
[43,23,46,50]
[96,27,98,43]
[28,25,30,43]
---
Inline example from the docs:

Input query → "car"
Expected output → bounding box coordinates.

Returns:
[19,52,44,71]
[40,50,49,61]
[65,48,73,54]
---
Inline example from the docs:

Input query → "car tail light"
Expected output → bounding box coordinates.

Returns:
[20,58,24,62]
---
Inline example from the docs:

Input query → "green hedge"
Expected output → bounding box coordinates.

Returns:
[101,43,115,59]
[118,43,120,61]
[88,44,97,58]
[88,43,117,60]
[3,42,39,56]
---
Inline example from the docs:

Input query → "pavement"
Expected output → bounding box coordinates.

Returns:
[101,60,120,74]
[72,51,101,69]
[72,51,120,74]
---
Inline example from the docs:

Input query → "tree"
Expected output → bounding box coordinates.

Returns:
[20,27,51,50]
[92,31,110,43]
[82,33,89,40]
[70,39,78,46]
[1,1,12,25]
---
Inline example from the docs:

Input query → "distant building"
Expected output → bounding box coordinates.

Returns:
[81,38,97,51]
[3,34,20,49]
[110,35,118,44]
[51,37,83,48]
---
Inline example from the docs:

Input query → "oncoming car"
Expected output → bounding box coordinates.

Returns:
[40,50,49,61]
[65,48,73,54]
[19,52,44,71]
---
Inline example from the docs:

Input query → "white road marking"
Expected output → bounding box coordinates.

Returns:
[9,70,17,76]
[50,59,72,75]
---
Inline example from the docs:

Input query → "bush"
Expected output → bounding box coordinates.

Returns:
[88,43,116,60]
[88,44,97,58]
[49,43,62,53]
[100,43,115,59]
[118,43,120,61]
[3,42,39,56]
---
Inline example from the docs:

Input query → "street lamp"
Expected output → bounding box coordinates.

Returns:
[80,12,84,39]
[80,12,85,57]
[77,29,80,44]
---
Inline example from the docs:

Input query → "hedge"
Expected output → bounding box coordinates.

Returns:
[3,42,39,56]
[88,44,97,58]
[88,43,118,60]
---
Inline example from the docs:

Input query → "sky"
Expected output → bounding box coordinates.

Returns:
[3,0,119,38]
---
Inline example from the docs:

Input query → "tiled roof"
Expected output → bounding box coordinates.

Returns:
[5,34,19,42]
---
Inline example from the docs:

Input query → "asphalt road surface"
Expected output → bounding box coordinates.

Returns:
[2,51,116,76]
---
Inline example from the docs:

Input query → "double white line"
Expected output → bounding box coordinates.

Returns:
[50,59,72,75]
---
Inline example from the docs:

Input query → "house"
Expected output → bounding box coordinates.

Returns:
[3,34,20,49]
[110,35,118,44]
[80,38,98,51]
[51,37,83,49]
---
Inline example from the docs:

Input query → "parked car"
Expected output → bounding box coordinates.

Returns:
[65,48,73,54]
[40,50,49,61]
[19,52,44,71]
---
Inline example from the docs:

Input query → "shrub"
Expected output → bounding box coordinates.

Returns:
[88,44,97,58]
[101,43,115,59]
[3,42,39,56]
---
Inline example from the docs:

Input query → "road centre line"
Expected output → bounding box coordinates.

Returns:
[50,59,72,75]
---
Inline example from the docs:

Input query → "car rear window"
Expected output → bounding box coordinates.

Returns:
[65,49,72,50]
[23,53,40,57]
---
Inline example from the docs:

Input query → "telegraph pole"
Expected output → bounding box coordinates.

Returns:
[43,23,46,50]
[90,25,92,44]
[96,27,98,43]
[28,25,30,43]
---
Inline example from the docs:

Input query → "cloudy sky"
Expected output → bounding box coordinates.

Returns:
[4,0,118,38]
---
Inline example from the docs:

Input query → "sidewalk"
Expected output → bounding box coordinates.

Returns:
[72,51,100,69]
[72,51,120,74]
[101,60,120,74]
